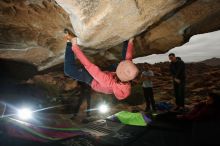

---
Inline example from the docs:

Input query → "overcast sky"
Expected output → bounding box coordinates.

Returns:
[133,30,220,64]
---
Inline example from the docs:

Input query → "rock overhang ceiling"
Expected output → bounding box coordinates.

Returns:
[0,0,219,71]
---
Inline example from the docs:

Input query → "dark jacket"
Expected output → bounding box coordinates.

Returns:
[170,57,186,81]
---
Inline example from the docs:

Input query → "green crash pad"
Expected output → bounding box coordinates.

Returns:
[115,111,147,126]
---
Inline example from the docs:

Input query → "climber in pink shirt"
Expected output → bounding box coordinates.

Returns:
[64,30,139,100]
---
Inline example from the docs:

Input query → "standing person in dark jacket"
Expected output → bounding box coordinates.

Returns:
[169,53,186,111]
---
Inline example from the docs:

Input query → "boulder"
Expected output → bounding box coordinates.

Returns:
[135,0,220,56]
[0,0,220,71]
[0,0,72,70]
[55,0,187,49]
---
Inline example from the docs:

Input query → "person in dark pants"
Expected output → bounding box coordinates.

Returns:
[73,81,91,117]
[169,53,186,111]
[64,30,139,100]
[141,65,156,112]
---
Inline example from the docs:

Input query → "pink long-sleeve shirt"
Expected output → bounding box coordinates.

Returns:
[72,42,134,100]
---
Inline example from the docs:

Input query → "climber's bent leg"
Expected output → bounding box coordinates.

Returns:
[64,42,93,85]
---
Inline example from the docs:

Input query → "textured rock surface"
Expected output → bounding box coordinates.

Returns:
[0,0,220,71]
[0,0,72,70]
[55,0,187,49]
[135,0,220,56]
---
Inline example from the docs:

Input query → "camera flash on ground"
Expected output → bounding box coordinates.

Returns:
[18,108,33,120]
[98,104,109,114]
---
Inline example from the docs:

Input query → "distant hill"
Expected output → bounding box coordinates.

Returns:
[201,58,220,66]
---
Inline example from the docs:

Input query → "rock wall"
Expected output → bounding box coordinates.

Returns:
[135,0,220,56]
[0,0,220,71]
[0,0,72,70]
[55,0,187,49]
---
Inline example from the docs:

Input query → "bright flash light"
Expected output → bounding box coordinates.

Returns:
[17,108,33,120]
[98,104,109,114]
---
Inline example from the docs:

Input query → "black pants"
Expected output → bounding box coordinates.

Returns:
[173,81,185,107]
[143,87,156,110]
[74,82,91,116]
